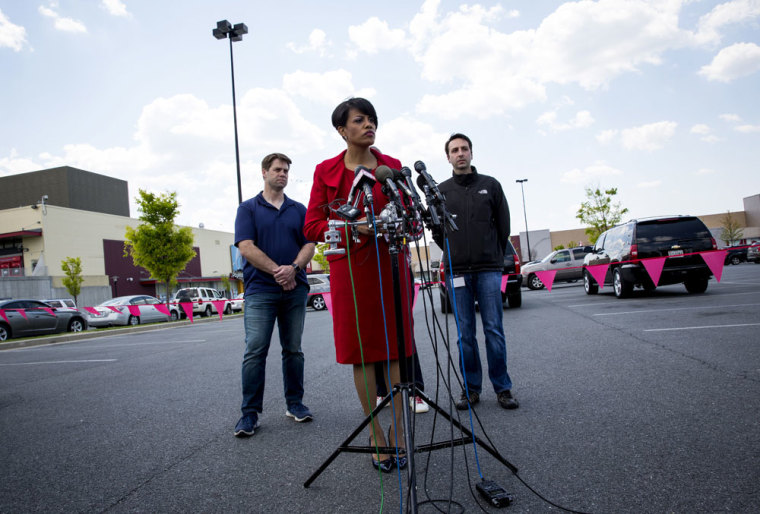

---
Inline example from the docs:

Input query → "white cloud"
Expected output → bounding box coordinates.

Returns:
[690,123,720,143]
[621,121,677,151]
[561,162,623,184]
[720,113,742,123]
[699,42,760,82]
[375,116,450,171]
[286,29,329,56]
[637,180,662,188]
[38,4,87,33]
[101,0,131,18]
[537,110,594,132]
[696,168,716,175]
[596,129,619,144]
[347,16,406,56]
[696,0,760,45]
[0,9,28,51]
[282,69,375,105]
[735,124,760,133]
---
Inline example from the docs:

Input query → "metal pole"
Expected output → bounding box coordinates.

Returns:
[517,180,531,262]
[229,37,243,205]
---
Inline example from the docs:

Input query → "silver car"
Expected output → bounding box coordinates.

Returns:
[522,246,592,290]
[0,299,87,341]
[307,274,330,311]
[86,295,170,327]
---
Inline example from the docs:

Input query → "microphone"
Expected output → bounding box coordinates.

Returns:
[400,166,422,205]
[413,161,445,203]
[375,165,402,204]
[416,174,441,226]
[347,165,376,205]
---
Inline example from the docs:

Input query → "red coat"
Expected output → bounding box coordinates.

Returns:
[304,149,414,364]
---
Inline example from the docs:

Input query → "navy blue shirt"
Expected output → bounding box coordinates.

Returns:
[234,192,310,294]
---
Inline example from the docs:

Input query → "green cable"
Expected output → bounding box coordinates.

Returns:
[344,221,386,510]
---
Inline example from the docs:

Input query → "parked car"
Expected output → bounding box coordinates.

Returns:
[724,246,748,265]
[439,240,522,312]
[307,274,330,311]
[0,299,87,341]
[43,298,77,309]
[169,287,231,320]
[86,295,171,327]
[747,242,760,263]
[582,216,716,298]
[229,292,245,312]
[521,246,593,290]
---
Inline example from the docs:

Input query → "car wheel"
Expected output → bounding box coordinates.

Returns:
[613,268,632,298]
[730,256,741,265]
[127,315,140,326]
[527,273,545,290]
[440,291,451,313]
[204,305,212,317]
[170,310,179,321]
[507,291,522,308]
[0,324,10,341]
[224,304,232,315]
[68,319,84,333]
[311,295,326,311]
[583,270,598,295]
[684,276,708,294]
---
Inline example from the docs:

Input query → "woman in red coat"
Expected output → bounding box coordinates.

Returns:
[304,98,414,472]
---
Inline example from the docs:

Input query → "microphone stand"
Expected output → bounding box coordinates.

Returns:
[304,196,517,513]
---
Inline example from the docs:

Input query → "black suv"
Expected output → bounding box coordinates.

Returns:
[439,240,523,312]
[582,216,717,298]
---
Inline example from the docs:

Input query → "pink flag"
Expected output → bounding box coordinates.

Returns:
[41,307,56,316]
[181,303,194,322]
[413,283,421,310]
[323,292,333,314]
[154,304,170,316]
[84,307,100,316]
[500,274,508,293]
[107,306,122,313]
[641,257,667,286]
[586,264,609,290]
[127,305,141,317]
[17,309,28,320]
[534,270,557,292]
[701,250,727,282]
[212,300,227,320]
[0,310,8,323]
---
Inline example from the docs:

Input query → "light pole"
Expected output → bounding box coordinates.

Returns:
[516,179,531,262]
[213,20,248,205]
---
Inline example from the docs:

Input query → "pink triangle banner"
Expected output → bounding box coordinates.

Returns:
[500,275,508,293]
[41,307,56,316]
[534,270,557,292]
[641,257,667,286]
[127,305,141,317]
[413,283,420,310]
[212,300,227,320]
[84,307,100,316]
[323,292,333,315]
[154,304,170,317]
[0,310,8,323]
[181,303,194,322]
[17,309,28,320]
[701,250,727,282]
[586,264,609,290]
[107,306,122,314]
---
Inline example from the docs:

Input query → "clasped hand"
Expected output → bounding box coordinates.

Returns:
[273,265,297,291]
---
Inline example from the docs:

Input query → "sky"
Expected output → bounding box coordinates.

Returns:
[1,0,759,239]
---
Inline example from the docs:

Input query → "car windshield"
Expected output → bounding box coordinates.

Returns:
[99,298,127,306]
[541,252,555,263]
[636,218,711,245]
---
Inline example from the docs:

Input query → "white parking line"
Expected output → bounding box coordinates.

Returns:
[644,323,760,332]
[595,303,760,316]
[568,290,760,308]
[0,359,117,366]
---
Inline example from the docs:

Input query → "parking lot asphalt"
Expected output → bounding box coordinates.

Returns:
[0,264,758,513]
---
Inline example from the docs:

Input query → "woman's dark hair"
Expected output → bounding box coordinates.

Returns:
[331,97,378,129]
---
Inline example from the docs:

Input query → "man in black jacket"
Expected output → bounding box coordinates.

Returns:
[435,133,518,411]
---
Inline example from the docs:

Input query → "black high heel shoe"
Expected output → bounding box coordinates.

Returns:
[387,426,408,470]
[369,437,393,473]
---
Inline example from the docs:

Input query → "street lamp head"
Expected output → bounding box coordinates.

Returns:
[216,20,232,33]
[516,179,528,184]
[212,28,226,39]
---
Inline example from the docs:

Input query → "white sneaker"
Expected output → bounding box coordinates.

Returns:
[412,396,429,413]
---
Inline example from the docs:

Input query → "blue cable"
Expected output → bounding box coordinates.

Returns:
[444,237,484,480]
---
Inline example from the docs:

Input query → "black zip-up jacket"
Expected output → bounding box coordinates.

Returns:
[433,167,510,274]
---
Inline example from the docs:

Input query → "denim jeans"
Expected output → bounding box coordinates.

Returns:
[241,283,308,414]
[449,271,512,394]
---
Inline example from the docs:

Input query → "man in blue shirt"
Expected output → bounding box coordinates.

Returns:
[233,153,316,437]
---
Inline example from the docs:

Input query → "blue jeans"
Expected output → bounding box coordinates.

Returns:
[449,271,512,394]
[241,283,308,414]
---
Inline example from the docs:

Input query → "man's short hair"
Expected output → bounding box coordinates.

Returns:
[331,97,378,129]
[445,133,473,156]
[261,153,292,171]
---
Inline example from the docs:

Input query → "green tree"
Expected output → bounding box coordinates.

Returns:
[220,275,231,296]
[312,242,330,273]
[576,186,629,244]
[720,210,744,245]
[60,257,84,306]
[124,190,196,306]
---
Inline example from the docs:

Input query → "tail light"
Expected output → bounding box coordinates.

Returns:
[710,237,717,250]
[630,243,639,261]
[514,259,521,274]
